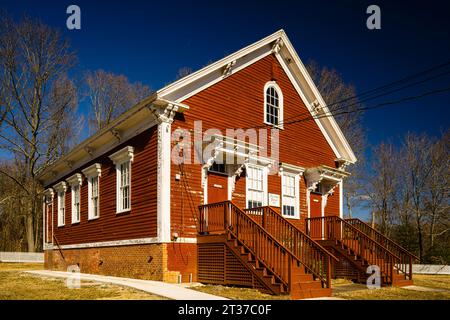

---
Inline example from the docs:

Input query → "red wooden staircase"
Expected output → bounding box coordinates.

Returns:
[198,201,334,299]
[306,216,417,287]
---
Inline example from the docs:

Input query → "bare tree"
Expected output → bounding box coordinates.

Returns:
[84,70,153,132]
[0,14,79,251]
[306,61,366,217]
[424,131,449,255]
[366,142,399,236]
[403,133,435,261]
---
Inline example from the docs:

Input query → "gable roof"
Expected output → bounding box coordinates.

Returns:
[39,29,356,187]
[158,29,357,164]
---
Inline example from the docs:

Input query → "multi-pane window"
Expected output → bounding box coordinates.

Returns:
[83,163,101,220]
[58,191,65,226]
[90,176,99,218]
[265,86,279,126]
[119,161,131,212]
[282,174,296,217]
[72,185,80,223]
[108,146,134,214]
[247,166,264,209]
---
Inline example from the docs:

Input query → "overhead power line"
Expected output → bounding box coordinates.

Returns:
[279,59,450,126]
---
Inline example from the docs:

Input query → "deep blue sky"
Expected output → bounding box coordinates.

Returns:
[2,0,449,146]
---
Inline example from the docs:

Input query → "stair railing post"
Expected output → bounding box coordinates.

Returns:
[261,207,265,229]
[327,255,331,288]
[409,255,412,280]
[288,254,292,293]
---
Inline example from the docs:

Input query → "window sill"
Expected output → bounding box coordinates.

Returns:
[263,121,284,130]
[282,215,300,220]
[88,216,100,221]
[57,224,65,228]
[71,221,80,225]
[116,209,131,216]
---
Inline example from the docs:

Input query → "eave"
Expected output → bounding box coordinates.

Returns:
[38,94,189,187]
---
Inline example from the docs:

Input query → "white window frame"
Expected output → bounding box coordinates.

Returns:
[245,164,268,209]
[281,171,300,219]
[263,81,284,129]
[53,181,67,227]
[82,163,102,220]
[109,146,134,214]
[66,173,83,224]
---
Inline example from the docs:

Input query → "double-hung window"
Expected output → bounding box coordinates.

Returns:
[119,161,131,211]
[53,181,67,227]
[246,165,267,209]
[281,170,300,219]
[91,176,99,218]
[82,163,102,220]
[58,192,65,226]
[109,146,134,214]
[72,185,80,222]
[66,173,83,224]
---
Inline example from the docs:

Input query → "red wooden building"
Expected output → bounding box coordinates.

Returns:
[40,30,416,299]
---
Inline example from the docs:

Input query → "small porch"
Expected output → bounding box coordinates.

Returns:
[196,201,418,298]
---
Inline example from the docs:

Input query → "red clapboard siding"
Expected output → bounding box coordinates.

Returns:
[50,127,158,245]
[170,54,339,236]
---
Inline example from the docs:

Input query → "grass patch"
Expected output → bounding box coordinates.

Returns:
[333,275,450,300]
[0,262,166,300]
[192,275,450,300]
[0,262,44,271]
[413,274,450,290]
[192,285,291,300]
[333,286,450,300]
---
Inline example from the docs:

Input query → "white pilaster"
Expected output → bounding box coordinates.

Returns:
[157,119,172,243]
[339,180,343,219]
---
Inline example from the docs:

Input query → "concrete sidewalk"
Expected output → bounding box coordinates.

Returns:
[25,270,228,300]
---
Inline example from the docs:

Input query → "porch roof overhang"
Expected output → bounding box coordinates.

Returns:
[200,134,275,168]
[305,165,350,194]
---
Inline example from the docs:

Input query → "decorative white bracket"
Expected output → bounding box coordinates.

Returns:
[110,128,121,142]
[222,60,236,77]
[272,38,284,54]
[201,141,224,187]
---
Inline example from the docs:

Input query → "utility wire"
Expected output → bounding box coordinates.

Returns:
[278,61,450,126]
[286,86,450,126]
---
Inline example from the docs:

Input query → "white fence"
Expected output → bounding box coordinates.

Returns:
[412,264,450,275]
[0,251,44,263]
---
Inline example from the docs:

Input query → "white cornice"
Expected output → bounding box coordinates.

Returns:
[66,173,83,187]
[109,146,134,165]
[53,181,67,193]
[279,163,305,175]
[82,163,102,178]
[43,188,54,198]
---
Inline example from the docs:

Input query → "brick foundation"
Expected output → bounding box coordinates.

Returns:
[45,242,197,283]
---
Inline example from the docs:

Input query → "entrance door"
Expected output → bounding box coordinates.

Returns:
[309,193,323,239]
[207,172,228,203]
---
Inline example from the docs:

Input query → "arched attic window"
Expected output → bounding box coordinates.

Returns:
[264,81,283,128]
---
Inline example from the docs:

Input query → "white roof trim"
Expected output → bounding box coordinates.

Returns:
[157,29,356,164]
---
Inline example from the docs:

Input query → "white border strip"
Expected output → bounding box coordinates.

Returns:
[44,237,197,250]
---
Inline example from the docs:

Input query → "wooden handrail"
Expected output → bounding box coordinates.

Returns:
[199,201,301,290]
[245,206,337,288]
[346,218,418,279]
[306,216,400,284]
